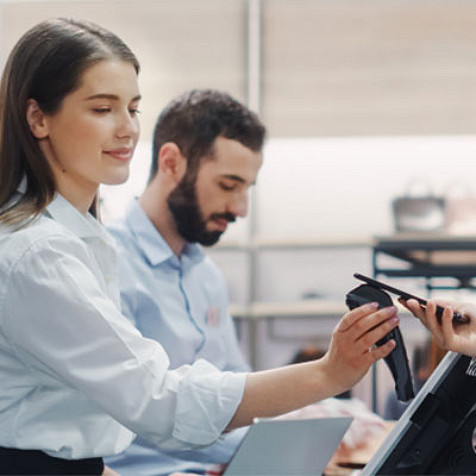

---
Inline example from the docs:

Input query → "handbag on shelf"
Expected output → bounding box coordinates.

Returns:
[392,181,446,233]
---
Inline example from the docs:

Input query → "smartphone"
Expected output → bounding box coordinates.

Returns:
[353,273,470,324]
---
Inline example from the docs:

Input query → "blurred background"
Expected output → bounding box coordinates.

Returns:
[3,0,476,414]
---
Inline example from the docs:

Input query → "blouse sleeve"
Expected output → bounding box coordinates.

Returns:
[0,234,246,450]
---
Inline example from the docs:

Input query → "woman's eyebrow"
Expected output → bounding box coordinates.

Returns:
[85,93,142,101]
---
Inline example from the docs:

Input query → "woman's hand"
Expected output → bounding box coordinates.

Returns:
[320,302,399,396]
[402,298,476,357]
[228,302,399,430]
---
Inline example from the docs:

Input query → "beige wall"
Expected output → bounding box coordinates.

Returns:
[0,0,247,140]
[262,0,476,137]
[2,0,476,138]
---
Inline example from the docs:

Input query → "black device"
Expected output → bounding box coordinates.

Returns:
[363,351,476,475]
[353,273,470,324]
[346,281,415,402]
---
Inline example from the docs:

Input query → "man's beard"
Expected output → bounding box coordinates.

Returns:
[168,178,236,246]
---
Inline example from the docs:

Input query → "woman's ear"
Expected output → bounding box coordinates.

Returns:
[26,99,49,139]
[158,142,187,184]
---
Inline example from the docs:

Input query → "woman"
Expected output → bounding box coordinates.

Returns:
[0,18,399,475]
[403,299,476,357]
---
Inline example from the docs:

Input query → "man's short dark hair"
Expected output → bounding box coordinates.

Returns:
[149,89,266,182]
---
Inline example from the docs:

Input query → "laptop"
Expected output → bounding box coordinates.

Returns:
[224,416,352,475]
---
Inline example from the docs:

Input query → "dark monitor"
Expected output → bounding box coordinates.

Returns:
[363,351,476,475]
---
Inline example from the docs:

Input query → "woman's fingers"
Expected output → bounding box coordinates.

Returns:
[334,304,399,362]
[358,311,399,349]
[369,338,397,362]
[337,301,380,332]
[339,304,399,347]
[325,304,399,393]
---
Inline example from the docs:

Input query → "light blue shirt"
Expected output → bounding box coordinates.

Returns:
[0,194,246,460]
[106,199,250,475]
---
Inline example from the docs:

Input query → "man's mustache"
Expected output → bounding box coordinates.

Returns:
[209,212,236,223]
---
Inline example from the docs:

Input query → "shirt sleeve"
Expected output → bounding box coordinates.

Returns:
[1,235,247,450]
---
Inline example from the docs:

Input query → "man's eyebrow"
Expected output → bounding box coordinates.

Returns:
[85,93,142,101]
[221,174,256,185]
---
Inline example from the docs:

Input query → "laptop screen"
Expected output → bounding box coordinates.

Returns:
[224,416,352,475]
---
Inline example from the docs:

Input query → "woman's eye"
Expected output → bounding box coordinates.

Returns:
[129,108,141,117]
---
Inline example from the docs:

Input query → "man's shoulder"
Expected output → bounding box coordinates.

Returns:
[107,216,129,237]
[192,252,227,282]
[107,218,136,249]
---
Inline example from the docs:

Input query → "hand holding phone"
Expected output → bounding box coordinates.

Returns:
[353,273,470,324]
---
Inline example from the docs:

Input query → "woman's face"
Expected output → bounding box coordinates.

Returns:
[33,59,141,213]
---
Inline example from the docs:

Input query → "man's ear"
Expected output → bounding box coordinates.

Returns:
[26,99,49,139]
[158,142,187,183]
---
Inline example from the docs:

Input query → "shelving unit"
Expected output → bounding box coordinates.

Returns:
[230,299,347,369]
[369,233,476,412]
[373,234,476,291]
[209,237,372,370]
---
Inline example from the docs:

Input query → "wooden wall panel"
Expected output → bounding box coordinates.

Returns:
[2,1,476,137]
[0,0,246,139]
[262,0,476,136]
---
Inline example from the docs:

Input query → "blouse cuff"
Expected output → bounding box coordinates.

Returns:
[172,359,247,446]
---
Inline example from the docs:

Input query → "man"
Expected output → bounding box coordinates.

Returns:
[106,89,266,475]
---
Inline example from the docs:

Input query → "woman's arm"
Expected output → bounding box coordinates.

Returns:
[2,231,398,451]
[228,302,398,429]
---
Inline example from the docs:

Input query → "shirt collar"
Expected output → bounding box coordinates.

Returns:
[125,199,204,267]
[45,194,113,244]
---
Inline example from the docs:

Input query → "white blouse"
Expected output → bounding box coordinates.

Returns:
[0,194,246,460]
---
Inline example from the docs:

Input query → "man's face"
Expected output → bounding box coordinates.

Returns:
[168,136,262,246]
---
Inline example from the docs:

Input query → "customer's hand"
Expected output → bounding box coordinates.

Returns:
[320,302,399,396]
[403,298,476,357]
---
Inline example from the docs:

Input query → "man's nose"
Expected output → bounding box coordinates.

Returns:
[227,191,248,218]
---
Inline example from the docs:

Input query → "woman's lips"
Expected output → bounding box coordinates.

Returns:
[104,148,133,162]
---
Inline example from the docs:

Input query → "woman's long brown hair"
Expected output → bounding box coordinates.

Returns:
[0,17,139,226]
